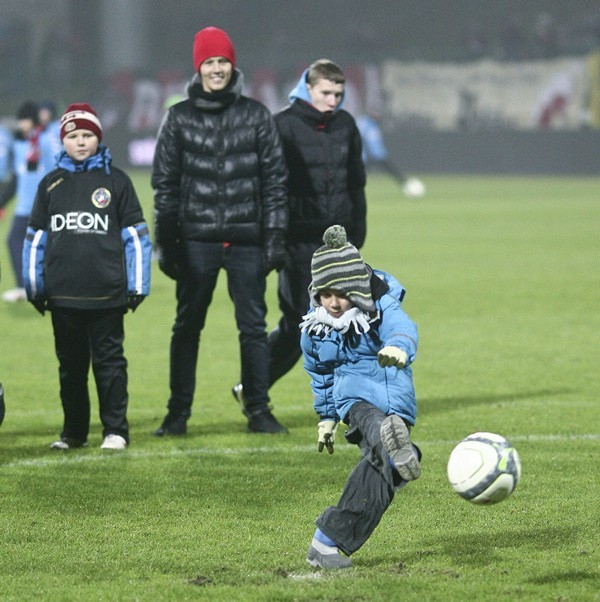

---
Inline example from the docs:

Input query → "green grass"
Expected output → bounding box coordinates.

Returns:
[0,172,598,601]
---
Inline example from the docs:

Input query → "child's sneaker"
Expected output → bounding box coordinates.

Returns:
[380,414,421,481]
[100,434,127,450]
[306,542,353,569]
[50,437,87,450]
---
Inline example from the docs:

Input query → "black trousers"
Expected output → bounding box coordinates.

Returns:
[51,307,129,442]
[168,241,270,417]
[267,241,317,386]
[315,402,411,556]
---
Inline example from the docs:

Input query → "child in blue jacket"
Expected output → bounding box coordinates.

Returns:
[301,225,421,569]
[23,103,152,451]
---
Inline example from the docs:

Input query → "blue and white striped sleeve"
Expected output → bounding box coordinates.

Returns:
[121,221,152,296]
[22,227,47,299]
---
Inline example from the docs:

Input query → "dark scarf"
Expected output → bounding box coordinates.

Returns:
[187,69,244,112]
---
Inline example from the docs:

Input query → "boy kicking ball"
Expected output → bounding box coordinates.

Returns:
[300,225,422,568]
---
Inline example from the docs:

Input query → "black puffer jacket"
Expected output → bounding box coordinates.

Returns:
[152,70,288,246]
[274,99,366,247]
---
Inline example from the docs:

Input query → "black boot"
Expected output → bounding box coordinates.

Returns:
[154,411,187,436]
[246,407,288,434]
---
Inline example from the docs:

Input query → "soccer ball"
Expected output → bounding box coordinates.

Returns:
[402,177,426,198]
[447,432,521,505]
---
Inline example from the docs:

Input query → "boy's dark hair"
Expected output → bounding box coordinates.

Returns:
[16,101,39,124]
[306,59,345,86]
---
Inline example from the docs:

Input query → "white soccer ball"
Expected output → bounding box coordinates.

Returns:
[447,432,521,505]
[402,177,426,198]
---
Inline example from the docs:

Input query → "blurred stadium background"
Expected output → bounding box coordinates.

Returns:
[1,0,599,173]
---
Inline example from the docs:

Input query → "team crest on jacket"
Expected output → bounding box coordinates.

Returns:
[91,188,112,208]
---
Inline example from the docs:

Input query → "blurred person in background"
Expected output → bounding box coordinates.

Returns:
[356,111,425,198]
[38,99,63,153]
[0,120,15,217]
[1,101,57,302]
[232,58,366,407]
[152,26,289,436]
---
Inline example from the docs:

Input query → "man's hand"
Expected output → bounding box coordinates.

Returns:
[127,295,145,312]
[378,346,408,368]
[31,298,47,316]
[157,245,180,280]
[263,229,288,274]
[317,420,338,454]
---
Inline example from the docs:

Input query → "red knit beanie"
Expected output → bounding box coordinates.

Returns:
[60,103,103,141]
[193,27,236,72]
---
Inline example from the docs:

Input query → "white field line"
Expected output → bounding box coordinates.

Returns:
[2,432,598,470]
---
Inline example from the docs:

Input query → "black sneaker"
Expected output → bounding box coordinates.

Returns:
[154,413,187,436]
[247,409,288,434]
[231,383,244,404]
[50,437,88,450]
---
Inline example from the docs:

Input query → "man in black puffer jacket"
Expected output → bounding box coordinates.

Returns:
[152,27,289,435]
[231,59,367,408]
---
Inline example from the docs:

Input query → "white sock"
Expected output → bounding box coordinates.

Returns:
[311,537,339,555]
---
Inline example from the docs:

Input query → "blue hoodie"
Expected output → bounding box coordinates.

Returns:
[301,269,418,425]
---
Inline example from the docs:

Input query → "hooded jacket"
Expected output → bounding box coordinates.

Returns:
[301,269,418,425]
[152,70,288,246]
[274,69,367,247]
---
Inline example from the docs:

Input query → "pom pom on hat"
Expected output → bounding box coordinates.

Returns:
[310,225,375,313]
[322,224,348,249]
[60,103,103,141]
[193,27,236,72]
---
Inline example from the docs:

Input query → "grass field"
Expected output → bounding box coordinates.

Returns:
[0,172,598,601]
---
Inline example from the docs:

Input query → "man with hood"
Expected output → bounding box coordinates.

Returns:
[231,59,367,407]
[152,26,289,436]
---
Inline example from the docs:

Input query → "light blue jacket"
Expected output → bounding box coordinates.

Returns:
[12,127,60,217]
[301,269,418,425]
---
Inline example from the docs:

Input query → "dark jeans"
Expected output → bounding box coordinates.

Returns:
[7,215,28,287]
[51,308,129,442]
[267,241,316,386]
[168,241,269,417]
[316,402,409,556]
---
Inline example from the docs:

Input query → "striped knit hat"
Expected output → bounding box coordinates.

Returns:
[310,225,375,313]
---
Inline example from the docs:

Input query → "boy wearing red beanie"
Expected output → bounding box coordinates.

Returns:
[23,102,152,451]
[152,27,289,436]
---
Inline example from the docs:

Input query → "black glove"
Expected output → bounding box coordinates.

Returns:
[263,229,288,275]
[350,223,366,250]
[30,298,47,316]
[127,295,145,312]
[157,244,181,280]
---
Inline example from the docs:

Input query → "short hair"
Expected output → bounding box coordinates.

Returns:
[306,59,345,86]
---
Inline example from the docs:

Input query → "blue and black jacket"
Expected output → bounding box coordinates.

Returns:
[22,146,151,310]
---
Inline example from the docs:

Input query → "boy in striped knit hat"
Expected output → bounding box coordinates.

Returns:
[300,225,421,569]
